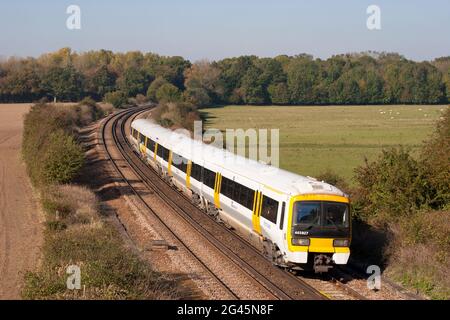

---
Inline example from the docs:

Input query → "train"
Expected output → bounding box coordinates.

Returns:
[130,118,351,272]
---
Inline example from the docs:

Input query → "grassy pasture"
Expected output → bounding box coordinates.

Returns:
[200,105,448,183]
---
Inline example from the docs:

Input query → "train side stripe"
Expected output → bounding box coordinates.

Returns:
[168,150,172,175]
[252,191,262,235]
[186,161,192,188]
[214,173,221,208]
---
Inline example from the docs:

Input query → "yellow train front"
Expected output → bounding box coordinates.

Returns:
[130,119,351,273]
[285,194,350,273]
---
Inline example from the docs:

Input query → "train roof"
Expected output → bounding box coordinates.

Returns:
[132,118,347,198]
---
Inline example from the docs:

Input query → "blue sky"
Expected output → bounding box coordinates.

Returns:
[0,0,449,61]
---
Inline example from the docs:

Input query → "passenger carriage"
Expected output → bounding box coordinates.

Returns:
[131,119,351,272]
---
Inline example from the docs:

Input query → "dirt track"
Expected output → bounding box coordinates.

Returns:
[0,104,43,299]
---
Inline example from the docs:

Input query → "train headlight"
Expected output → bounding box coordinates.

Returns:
[292,238,310,246]
[333,239,350,247]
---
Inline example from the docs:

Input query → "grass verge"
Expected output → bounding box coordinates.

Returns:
[21,100,183,299]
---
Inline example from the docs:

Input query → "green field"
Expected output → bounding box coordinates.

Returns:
[200,105,448,183]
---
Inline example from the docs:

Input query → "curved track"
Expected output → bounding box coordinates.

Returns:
[102,107,328,300]
[102,107,401,300]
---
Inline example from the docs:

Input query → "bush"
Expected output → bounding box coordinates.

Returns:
[21,104,185,300]
[353,147,428,221]
[22,103,73,185]
[316,169,350,194]
[350,109,450,299]
[420,107,450,208]
[104,90,128,108]
[22,185,182,300]
[72,97,105,126]
[387,210,450,299]
[152,101,200,131]
[40,130,84,185]
[22,102,114,186]
[135,93,148,105]
[41,185,98,222]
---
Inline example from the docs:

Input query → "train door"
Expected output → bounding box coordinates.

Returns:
[213,172,222,209]
[252,191,262,235]
[139,133,146,155]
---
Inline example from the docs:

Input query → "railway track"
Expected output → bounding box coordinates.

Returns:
[101,108,243,299]
[101,107,388,300]
[102,107,327,300]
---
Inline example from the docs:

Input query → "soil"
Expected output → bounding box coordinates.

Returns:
[0,104,44,299]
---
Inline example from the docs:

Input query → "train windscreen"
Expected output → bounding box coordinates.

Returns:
[293,201,349,230]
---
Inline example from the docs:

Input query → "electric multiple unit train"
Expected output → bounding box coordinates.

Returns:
[130,118,351,272]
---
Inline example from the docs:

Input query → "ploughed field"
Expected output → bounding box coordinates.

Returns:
[200,105,447,182]
[0,103,43,299]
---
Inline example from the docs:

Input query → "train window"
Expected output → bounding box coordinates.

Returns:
[245,188,255,210]
[132,129,138,139]
[261,195,279,224]
[239,186,247,207]
[162,147,170,161]
[146,138,156,153]
[232,182,241,203]
[172,152,188,173]
[279,202,285,230]
[190,162,203,182]
[157,144,163,158]
[157,144,170,161]
[220,176,234,200]
[223,178,254,210]
[239,185,253,210]
[203,168,216,189]
[139,133,146,144]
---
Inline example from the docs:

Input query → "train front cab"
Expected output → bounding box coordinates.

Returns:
[286,194,351,273]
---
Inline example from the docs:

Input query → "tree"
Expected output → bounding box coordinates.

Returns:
[217,56,255,103]
[287,57,321,104]
[88,65,117,99]
[240,65,268,104]
[184,60,223,106]
[268,83,290,104]
[141,53,191,88]
[1,48,449,104]
[155,83,181,103]
[41,64,84,101]
[117,67,148,97]
[238,58,287,105]
[104,90,128,108]
[146,77,169,102]
[0,59,43,102]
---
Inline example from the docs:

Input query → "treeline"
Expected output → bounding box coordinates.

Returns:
[1,48,449,105]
